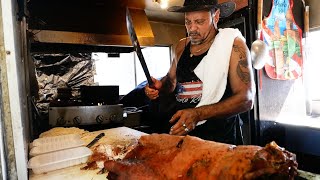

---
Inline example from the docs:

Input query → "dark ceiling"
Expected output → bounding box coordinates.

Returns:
[27,0,144,34]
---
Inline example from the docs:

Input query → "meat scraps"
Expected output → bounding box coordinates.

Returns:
[81,142,136,171]
[104,134,298,180]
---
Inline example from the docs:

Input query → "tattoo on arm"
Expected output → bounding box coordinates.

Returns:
[233,45,250,84]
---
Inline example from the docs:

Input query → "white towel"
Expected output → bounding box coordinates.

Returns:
[194,28,245,125]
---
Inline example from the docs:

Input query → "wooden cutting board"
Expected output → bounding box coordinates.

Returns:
[29,127,147,180]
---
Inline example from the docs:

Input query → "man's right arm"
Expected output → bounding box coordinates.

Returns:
[145,38,187,98]
[159,38,187,93]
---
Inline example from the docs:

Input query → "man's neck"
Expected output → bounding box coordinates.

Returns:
[204,27,218,44]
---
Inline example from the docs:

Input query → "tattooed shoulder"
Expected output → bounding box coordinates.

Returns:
[232,42,250,84]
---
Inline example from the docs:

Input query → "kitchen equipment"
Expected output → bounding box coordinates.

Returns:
[126,7,154,87]
[80,85,119,105]
[251,0,268,70]
[28,146,92,174]
[49,104,123,126]
[29,134,85,156]
[251,39,268,70]
[49,85,124,127]
[86,132,105,148]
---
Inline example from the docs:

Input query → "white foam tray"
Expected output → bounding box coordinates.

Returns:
[29,134,85,156]
[28,146,92,174]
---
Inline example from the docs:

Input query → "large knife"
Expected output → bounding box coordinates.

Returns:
[126,7,154,87]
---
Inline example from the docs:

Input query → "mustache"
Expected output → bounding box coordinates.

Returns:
[188,31,200,36]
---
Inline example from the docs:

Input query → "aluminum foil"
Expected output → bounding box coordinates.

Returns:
[33,53,95,113]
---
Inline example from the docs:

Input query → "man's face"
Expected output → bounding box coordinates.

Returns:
[185,10,216,45]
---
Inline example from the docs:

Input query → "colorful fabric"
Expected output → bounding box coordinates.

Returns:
[176,81,203,101]
[261,0,303,80]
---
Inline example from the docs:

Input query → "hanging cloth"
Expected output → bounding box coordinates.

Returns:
[261,0,303,80]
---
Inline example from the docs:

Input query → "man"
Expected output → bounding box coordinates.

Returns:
[144,0,255,144]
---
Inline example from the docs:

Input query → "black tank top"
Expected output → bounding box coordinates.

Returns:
[175,41,240,144]
[175,42,207,109]
[175,42,234,109]
[176,42,207,82]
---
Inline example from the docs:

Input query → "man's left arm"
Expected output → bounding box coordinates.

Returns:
[170,37,255,135]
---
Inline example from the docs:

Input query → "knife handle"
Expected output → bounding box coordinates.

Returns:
[86,132,105,148]
[95,132,105,139]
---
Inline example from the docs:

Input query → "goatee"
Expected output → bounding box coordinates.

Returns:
[190,39,203,45]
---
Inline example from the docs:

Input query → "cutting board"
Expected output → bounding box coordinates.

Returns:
[29,127,147,180]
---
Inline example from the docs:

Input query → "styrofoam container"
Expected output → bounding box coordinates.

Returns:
[29,134,85,156]
[30,134,83,148]
[28,146,92,174]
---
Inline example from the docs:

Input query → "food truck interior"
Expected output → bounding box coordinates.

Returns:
[1,0,320,178]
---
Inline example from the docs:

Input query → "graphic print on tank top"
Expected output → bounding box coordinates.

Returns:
[261,0,303,80]
[176,81,203,104]
[176,42,208,106]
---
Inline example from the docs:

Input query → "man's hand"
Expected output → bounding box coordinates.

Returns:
[169,108,200,135]
[144,77,162,100]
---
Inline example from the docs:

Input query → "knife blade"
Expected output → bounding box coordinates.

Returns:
[126,7,154,87]
[86,132,105,148]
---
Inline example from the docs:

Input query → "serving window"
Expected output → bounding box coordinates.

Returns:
[93,46,171,95]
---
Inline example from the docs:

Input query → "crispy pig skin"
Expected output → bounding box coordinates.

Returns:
[104,134,298,180]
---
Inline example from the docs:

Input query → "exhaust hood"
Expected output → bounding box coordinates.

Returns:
[28,0,155,47]
[306,0,320,30]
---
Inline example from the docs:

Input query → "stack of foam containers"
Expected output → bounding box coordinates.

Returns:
[28,134,92,174]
